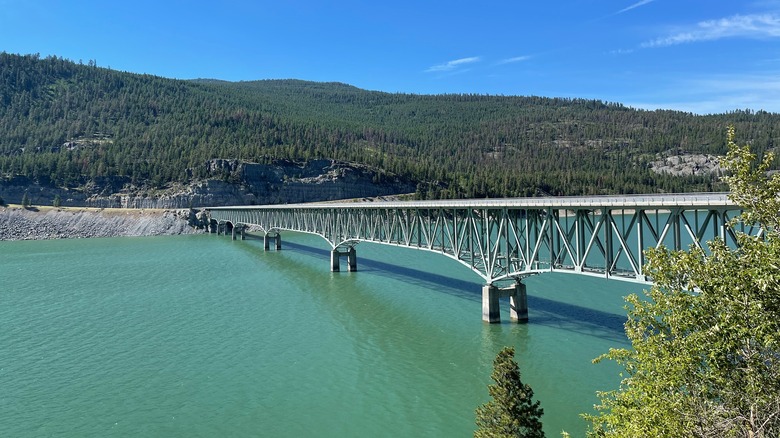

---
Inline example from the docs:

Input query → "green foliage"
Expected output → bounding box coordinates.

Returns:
[21,191,30,208]
[3,53,778,199]
[585,129,780,437]
[723,125,780,230]
[53,194,61,208]
[475,346,545,438]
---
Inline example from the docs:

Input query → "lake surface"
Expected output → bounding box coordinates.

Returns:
[0,232,645,436]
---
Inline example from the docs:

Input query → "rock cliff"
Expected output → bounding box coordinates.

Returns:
[0,159,415,209]
[650,153,722,176]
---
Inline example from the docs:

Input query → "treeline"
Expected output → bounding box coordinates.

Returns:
[2,52,779,199]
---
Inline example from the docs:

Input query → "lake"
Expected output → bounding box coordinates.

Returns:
[0,232,644,436]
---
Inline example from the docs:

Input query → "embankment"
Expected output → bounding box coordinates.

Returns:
[0,206,202,241]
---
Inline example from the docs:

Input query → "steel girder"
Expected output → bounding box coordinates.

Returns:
[207,195,745,284]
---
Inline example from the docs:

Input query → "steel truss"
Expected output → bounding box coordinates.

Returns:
[207,193,746,284]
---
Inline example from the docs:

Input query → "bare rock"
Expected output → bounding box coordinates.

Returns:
[650,153,723,176]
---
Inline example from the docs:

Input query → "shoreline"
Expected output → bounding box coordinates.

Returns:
[0,205,204,241]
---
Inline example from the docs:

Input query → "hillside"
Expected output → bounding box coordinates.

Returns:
[2,52,780,204]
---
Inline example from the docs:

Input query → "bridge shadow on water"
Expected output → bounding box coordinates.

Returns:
[242,237,629,344]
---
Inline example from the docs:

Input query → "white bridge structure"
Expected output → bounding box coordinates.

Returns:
[206,193,743,323]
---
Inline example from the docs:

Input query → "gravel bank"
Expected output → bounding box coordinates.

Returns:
[0,206,203,241]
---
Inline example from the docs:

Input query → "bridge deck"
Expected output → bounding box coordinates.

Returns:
[208,193,734,210]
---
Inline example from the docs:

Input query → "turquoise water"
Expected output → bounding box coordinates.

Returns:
[0,233,643,437]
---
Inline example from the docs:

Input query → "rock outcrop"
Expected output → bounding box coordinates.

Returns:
[650,154,722,176]
[0,159,415,209]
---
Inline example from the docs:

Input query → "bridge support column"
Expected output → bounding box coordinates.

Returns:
[264,233,281,251]
[331,247,357,272]
[482,284,500,323]
[347,247,357,272]
[331,249,340,272]
[231,226,237,241]
[509,281,528,323]
[482,281,528,324]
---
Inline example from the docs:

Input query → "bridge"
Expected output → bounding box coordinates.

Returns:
[206,193,744,323]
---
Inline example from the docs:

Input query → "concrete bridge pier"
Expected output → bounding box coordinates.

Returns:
[264,233,282,251]
[230,225,247,241]
[482,281,528,324]
[217,221,232,237]
[331,247,357,272]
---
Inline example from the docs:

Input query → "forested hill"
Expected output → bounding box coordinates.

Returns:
[2,52,779,199]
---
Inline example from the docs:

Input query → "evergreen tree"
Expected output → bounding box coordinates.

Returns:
[586,128,780,437]
[475,346,545,438]
[53,194,61,207]
[21,191,30,208]
[2,52,777,201]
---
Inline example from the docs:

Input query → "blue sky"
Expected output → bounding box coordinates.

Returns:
[2,0,780,114]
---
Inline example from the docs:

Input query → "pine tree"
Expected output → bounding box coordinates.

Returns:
[475,346,545,438]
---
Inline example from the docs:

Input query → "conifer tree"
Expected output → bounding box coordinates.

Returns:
[475,346,545,438]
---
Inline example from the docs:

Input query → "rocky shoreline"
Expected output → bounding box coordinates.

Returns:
[0,206,204,241]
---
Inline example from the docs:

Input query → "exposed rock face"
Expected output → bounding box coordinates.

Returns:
[199,158,414,206]
[650,154,723,176]
[0,159,415,209]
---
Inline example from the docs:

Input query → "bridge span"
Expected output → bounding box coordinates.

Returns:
[206,193,742,323]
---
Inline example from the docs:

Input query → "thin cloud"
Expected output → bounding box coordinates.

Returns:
[590,0,654,24]
[609,48,635,55]
[425,56,481,73]
[616,0,655,15]
[642,13,780,48]
[496,55,532,65]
